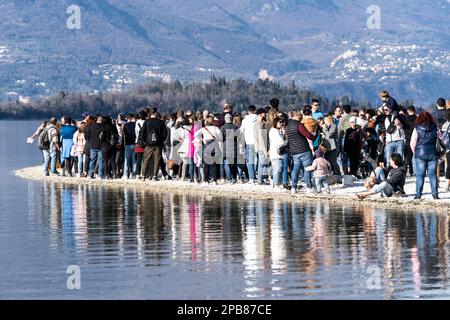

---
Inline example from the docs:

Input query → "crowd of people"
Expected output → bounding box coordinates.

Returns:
[29,91,450,200]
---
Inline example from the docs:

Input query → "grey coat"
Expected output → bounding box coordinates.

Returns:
[322,123,339,152]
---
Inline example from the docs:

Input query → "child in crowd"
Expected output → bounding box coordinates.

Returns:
[306,144,332,194]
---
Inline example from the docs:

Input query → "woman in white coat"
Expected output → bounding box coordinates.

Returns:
[269,117,288,192]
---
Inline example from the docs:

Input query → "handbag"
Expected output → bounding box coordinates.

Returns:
[278,145,288,155]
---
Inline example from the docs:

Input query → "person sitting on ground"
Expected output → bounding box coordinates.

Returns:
[306,144,332,194]
[356,153,406,200]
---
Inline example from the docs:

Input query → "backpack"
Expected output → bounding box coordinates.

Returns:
[440,126,450,150]
[38,127,50,150]
[146,127,160,146]
[109,131,118,147]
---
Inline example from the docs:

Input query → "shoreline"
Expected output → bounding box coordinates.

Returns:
[14,166,450,213]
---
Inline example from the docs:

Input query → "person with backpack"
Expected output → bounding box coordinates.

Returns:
[139,111,168,181]
[41,118,60,176]
[100,116,119,179]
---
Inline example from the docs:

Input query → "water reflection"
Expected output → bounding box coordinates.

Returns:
[32,181,450,298]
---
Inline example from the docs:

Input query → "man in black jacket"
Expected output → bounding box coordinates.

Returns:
[357,153,406,199]
[140,111,168,181]
[85,115,104,179]
[434,97,448,129]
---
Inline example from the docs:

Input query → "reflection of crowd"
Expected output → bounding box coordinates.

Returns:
[35,182,450,296]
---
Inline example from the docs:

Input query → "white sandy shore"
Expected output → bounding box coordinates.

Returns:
[14,166,450,212]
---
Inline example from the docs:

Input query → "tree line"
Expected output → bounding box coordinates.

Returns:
[0,76,404,120]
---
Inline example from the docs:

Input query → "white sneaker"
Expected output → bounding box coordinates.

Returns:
[247,179,255,184]
[306,188,315,194]
[290,188,296,195]
[274,187,281,193]
[281,187,288,193]
[201,182,209,186]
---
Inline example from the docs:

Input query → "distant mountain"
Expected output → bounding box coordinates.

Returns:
[0,0,449,105]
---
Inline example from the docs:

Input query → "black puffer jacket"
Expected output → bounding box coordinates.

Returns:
[386,165,407,193]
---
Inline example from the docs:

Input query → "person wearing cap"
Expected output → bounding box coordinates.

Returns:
[254,108,270,185]
[344,116,364,178]
[240,105,258,183]
[379,90,399,113]
[221,113,238,183]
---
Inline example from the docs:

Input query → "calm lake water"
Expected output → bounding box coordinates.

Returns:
[1,120,450,299]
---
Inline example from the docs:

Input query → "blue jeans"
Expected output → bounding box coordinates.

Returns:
[282,154,289,186]
[372,181,394,197]
[291,151,313,189]
[385,140,405,163]
[374,167,386,183]
[77,152,84,175]
[245,145,256,180]
[271,158,283,186]
[189,158,196,180]
[314,176,329,193]
[89,149,104,178]
[124,144,136,178]
[257,150,269,183]
[43,149,57,174]
[415,155,438,198]
[223,158,234,181]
